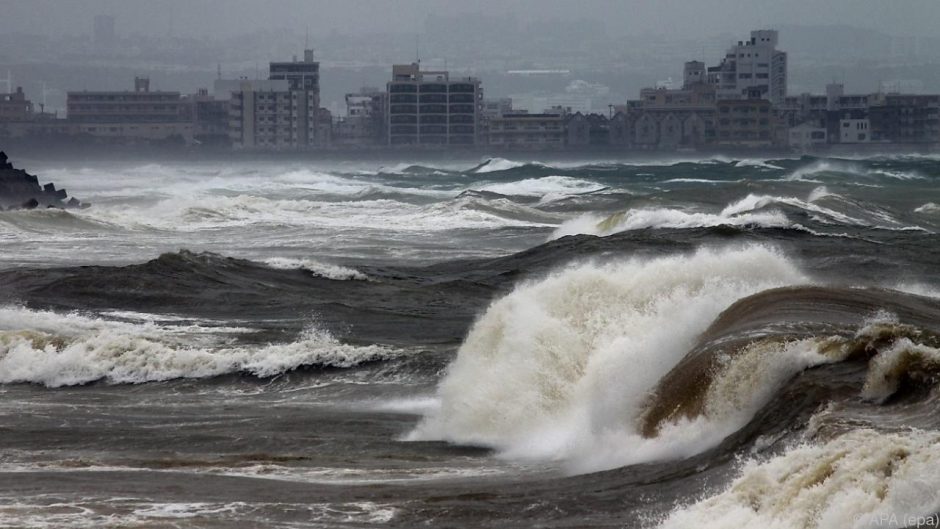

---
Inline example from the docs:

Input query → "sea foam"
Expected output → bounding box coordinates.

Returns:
[658,429,940,529]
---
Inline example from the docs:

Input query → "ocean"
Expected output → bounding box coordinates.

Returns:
[0,153,939,528]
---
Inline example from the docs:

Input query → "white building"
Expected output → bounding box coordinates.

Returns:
[839,118,871,143]
[788,122,827,150]
[708,30,787,105]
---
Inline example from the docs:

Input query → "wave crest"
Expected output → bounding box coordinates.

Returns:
[0,306,398,387]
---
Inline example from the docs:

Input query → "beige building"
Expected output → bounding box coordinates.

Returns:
[624,82,717,149]
[715,99,775,147]
[488,112,565,149]
[66,77,194,144]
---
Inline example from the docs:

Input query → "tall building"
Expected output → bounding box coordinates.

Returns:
[387,63,482,146]
[707,30,787,104]
[228,50,323,149]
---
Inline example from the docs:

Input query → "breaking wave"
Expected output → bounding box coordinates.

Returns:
[263,257,369,281]
[472,175,607,197]
[408,245,808,472]
[551,187,916,238]
[0,306,399,387]
[916,203,940,215]
[658,429,940,529]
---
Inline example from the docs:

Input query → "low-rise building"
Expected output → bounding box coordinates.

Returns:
[839,118,871,144]
[788,122,828,150]
[868,94,940,144]
[624,83,717,149]
[487,112,565,149]
[566,112,610,147]
[0,87,33,122]
[66,77,194,144]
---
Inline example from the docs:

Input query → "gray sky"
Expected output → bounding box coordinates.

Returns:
[2,0,939,38]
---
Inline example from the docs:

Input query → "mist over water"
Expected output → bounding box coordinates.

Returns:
[1,154,940,527]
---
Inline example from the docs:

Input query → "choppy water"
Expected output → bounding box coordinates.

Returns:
[1,154,939,528]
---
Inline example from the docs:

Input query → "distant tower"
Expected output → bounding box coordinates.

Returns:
[134,76,150,93]
[93,15,116,47]
[683,61,706,88]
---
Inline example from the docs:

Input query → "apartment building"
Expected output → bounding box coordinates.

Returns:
[715,99,775,146]
[387,63,482,146]
[66,77,194,143]
[228,50,323,149]
[708,30,787,105]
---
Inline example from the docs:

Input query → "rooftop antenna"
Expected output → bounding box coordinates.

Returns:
[415,34,420,65]
[305,26,309,49]
[217,63,222,80]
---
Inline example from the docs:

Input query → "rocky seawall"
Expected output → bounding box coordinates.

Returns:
[0,151,86,210]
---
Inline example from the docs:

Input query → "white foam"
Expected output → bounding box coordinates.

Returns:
[734,159,784,170]
[915,203,940,215]
[263,257,369,281]
[0,306,399,387]
[891,282,940,299]
[408,245,812,472]
[473,158,530,173]
[658,429,940,529]
[0,499,397,528]
[551,206,791,239]
[76,194,549,232]
[474,176,606,197]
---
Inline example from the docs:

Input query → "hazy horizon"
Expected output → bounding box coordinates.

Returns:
[3,0,940,39]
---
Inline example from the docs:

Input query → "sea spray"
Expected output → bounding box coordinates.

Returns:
[408,245,809,472]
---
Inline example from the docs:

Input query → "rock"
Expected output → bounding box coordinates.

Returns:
[0,151,88,210]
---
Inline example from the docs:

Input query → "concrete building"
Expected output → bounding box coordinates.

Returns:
[66,77,194,144]
[566,112,610,147]
[387,63,482,146]
[186,89,229,146]
[333,87,387,146]
[213,80,288,101]
[683,61,707,88]
[838,118,871,144]
[788,122,828,150]
[708,30,787,105]
[0,87,34,122]
[624,83,717,149]
[715,99,775,147]
[487,112,565,149]
[482,98,513,119]
[228,50,324,149]
[868,94,940,144]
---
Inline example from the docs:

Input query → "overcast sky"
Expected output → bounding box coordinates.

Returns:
[2,0,939,39]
